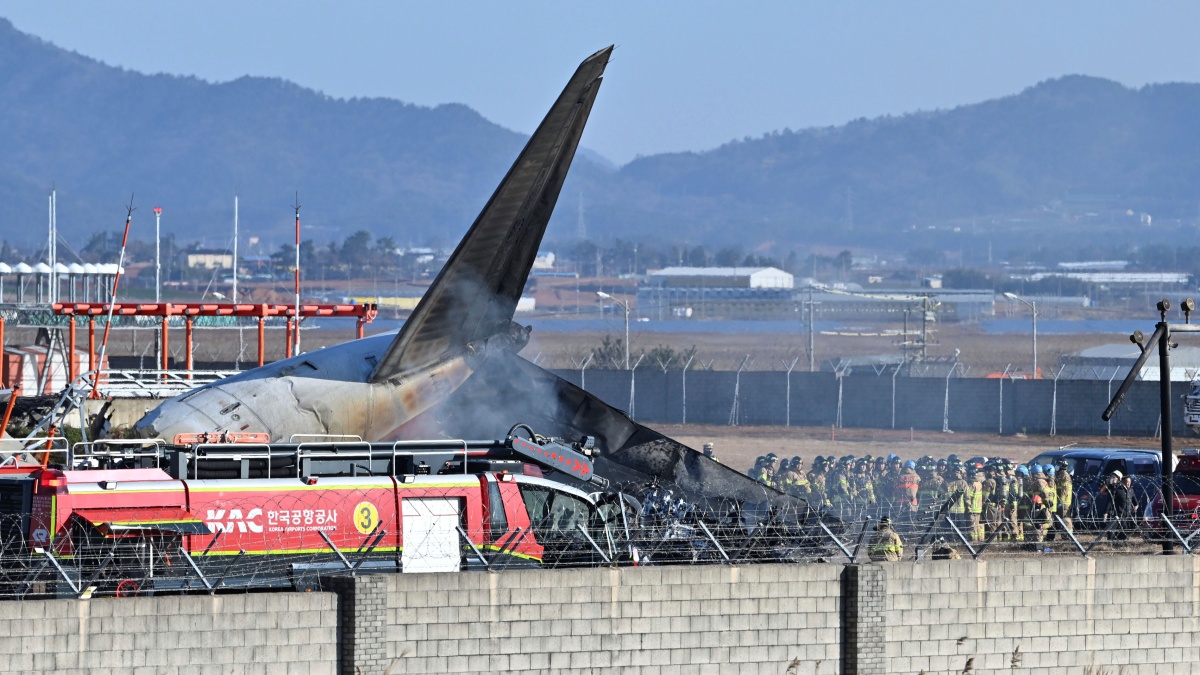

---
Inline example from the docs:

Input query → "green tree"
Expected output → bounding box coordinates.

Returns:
[645,344,698,370]
[590,335,626,369]
[340,230,372,263]
[942,268,994,289]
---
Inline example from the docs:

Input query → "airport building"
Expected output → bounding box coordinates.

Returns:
[1058,343,1200,381]
[637,267,795,319]
[637,266,995,321]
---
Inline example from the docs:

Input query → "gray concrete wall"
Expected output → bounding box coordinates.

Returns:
[0,592,338,674]
[5,556,1200,673]
[885,556,1200,674]
[554,369,1179,437]
[379,564,843,675]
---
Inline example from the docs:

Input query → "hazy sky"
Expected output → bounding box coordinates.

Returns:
[6,3,1200,165]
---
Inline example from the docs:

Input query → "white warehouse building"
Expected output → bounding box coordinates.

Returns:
[647,266,794,289]
[638,267,795,320]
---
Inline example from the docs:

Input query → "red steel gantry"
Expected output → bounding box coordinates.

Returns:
[51,302,378,384]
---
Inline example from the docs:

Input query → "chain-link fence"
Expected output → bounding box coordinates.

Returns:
[552,368,1177,436]
[785,477,1200,564]
[2,472,1198,603]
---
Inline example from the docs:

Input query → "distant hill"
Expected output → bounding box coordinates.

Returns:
[3,18,1200,256]
[0,19,560,247]
[612,75,1200,251]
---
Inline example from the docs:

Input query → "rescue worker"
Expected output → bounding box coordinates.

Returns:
[808,457,830,508]
[917,457,945,513]
[1103,470,1136,540]
[931,538,962,560]
[1041,465,1058,543]
[827,457,854,519]
[982,462,1002,540]
[1027,465,1055,544]
[967,469,986,541]
[748,456,773,487]
[1055,458,1073,536]
[894,459,921,520]
[880,454,903,505]
[778,457,810,498]
[1010,464,1028,541]
[1043,465,1061,540]
[872,457,887,485]
[945,465,971,538]
[702,442,719,463]
[852,458,877,520]
[868,517,904,562]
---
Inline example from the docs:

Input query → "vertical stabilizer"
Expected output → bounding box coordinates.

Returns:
[369,46,612,383]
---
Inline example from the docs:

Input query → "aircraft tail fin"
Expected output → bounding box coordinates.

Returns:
[369,46,612,383]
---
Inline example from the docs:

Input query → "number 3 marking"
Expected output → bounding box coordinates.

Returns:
[354,502,379,535]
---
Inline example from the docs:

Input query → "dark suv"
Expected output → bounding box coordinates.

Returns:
[1029,447,1162,529]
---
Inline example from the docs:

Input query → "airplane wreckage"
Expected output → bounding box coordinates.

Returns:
[123,46,835,567]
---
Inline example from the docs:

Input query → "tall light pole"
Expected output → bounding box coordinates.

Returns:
[1004,292,1037,378]
[597,291,630,369]
[153,207,162,303]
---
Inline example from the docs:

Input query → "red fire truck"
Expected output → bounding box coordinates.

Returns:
[0,427,631,596]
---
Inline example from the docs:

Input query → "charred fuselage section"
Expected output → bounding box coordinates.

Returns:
[408,351,840,562]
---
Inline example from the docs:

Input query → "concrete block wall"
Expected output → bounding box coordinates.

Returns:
[0,592,338,674]
[381,563,843,675]
[7,555,1200,673]
[884,556,1200,674]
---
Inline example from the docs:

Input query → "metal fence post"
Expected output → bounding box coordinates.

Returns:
[1050,364,1066,436]
[728,355,750,426]
[784,357,798,427]
[628,354,644,420]
[998,364,1011,435]
[681,355,694,424]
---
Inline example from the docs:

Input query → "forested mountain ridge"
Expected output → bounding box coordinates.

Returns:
[3,17,1200,256]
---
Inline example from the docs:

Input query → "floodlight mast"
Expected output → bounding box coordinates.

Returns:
[1004,292,1037,378]
[1101,297,1200,555]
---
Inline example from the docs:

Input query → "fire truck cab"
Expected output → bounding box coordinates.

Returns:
[0,430,629,596]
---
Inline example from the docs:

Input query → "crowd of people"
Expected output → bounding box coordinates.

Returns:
[745,452,1080,546]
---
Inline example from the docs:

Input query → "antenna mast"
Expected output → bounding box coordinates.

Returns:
[153,207,162,303]
[47,189,57,304]
[232,195,239,303]
[293,194,301,356]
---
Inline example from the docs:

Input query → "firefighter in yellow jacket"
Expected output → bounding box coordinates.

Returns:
[966,469,986,541]
[868,517,904,562]
[1029,464,1056,543]
[1054,459,1073,536]
[945,465,971,537]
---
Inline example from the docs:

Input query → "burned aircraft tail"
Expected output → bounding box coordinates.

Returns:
[421,351,826,523]
[369,46,612,384]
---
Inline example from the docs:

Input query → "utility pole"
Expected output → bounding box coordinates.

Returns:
[807,287,815,371]
[293,195,301,356]
[1004,292,1038,377]
[153,207,162,303]
[597,291,630,369]
[232,196,239,303]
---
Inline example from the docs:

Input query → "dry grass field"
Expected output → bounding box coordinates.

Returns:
[665,423,1167,474]
[17,317,1171,469]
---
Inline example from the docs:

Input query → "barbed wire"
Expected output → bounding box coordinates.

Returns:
[0,477,1194,602]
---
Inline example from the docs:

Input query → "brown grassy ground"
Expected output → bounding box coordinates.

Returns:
[522,322,1123,374]
[664,423,1166,474]
[10,320,1125,373]
[19,319,1165,470]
